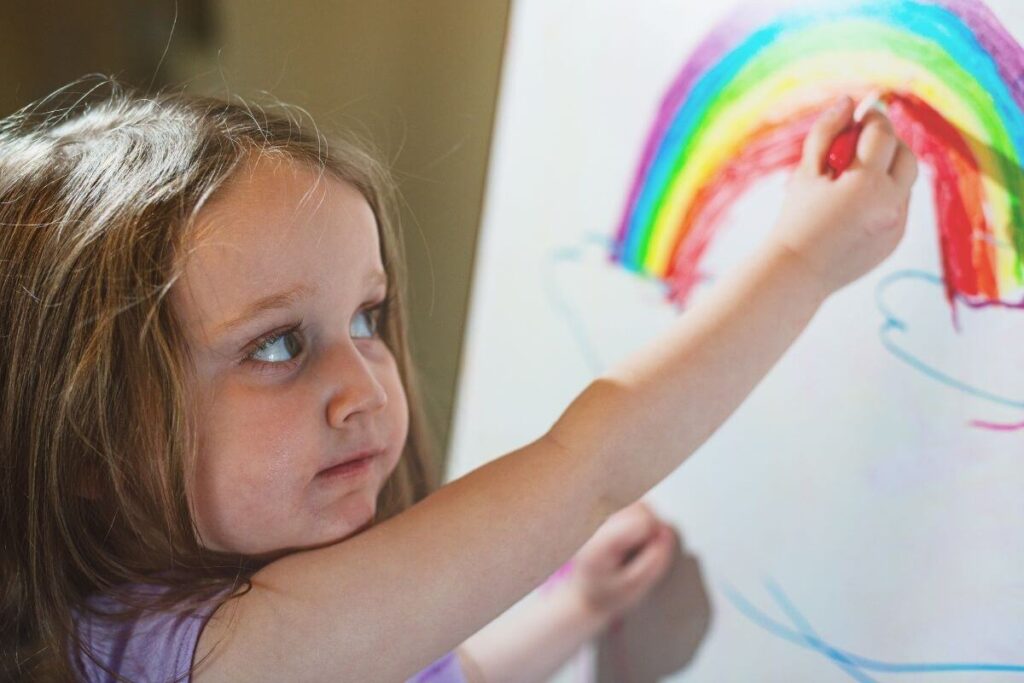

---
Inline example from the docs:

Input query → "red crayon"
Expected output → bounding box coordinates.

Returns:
[825,121,863,178]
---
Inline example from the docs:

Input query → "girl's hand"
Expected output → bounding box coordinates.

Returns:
[770,95,918,296]
[567,501,677,624]
[457,502,676,683]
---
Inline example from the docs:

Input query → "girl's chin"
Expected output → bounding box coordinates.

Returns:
[198,483,386,557]
[315,495,378,546]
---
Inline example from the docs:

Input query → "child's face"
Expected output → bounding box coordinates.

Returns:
[172,158,409,556]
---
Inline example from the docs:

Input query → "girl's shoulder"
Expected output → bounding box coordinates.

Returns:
[72,582,467,682]
[71,583,226,683]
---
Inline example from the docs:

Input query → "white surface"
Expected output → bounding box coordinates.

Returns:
[449,2,1024,680]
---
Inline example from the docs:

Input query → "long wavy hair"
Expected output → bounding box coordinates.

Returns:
[0,77,437,682]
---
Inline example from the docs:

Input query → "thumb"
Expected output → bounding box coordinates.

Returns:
[801,96,855,175]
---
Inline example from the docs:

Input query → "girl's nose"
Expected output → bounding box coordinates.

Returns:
[324,343,388,427]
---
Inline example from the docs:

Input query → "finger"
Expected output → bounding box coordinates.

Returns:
[619,524,676,589]
[890,142,919,191]
[856,111,899,171]
[601,504,660,560]
[802,96,855,175]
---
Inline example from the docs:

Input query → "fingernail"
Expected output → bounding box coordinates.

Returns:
[854,90,884,121]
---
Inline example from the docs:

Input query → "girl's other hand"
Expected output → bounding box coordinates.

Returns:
[770,95,919,296]
[568,501,677,624]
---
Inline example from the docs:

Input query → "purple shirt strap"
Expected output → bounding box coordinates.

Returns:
[408,651,468,683]
[74,585,467,682]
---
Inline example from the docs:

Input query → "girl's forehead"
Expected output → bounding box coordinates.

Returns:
[189,157,381,264]
[201,157,369,232]
[172,158,384,339]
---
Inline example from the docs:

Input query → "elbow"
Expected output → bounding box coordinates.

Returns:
[541,379,635,524]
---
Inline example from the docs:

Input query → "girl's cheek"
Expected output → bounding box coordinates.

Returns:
[190,381,312,534]
[382,362,410,440]
[225,377,311,444]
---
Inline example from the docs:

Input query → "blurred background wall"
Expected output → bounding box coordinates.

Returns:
[0,0,511,473]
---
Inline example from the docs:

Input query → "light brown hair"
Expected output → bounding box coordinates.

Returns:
[0,76,436,682]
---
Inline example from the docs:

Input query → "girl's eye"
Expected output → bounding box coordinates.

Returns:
[351,306,383,339]
[249,330,304,363]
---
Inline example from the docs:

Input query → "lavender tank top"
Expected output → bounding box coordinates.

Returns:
[72,587,466,682]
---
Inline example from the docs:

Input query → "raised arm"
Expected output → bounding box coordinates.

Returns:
[194,98,916,682]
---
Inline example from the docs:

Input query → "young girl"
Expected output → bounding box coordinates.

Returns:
[0,77,915,682]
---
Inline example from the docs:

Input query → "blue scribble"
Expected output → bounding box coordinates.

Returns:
[543,233,611,374]
[723,579,1024,676]
[762,579,879,682]
[875,269,1024,411]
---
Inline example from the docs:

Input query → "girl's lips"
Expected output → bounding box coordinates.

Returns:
[317,451,382,479]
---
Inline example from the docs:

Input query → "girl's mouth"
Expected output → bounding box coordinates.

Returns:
[316,451,381,479]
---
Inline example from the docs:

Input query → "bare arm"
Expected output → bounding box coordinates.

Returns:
[456,585,607,683]
[194,99,916,682]
[192,244,823,683]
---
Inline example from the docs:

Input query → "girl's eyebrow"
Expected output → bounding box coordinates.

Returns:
[215,283,317,336]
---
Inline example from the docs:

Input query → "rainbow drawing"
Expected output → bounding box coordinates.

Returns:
[613,0,1024,311]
